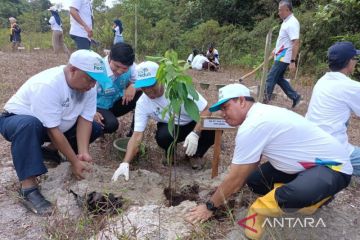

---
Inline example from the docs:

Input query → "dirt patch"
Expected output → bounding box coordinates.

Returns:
[164,184,200,206]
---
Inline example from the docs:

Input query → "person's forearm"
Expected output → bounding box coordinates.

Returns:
[70,7,90,29]
[210,175,246,207]
[123,132,143,163]
[76,116,92,154]
[47,128,78,163]
[291,39,300,60]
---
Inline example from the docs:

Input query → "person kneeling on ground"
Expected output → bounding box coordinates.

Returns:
[306,41,360,176]
[111,61,216,181]
[187,48,199,65]
[0,50,109,216]
[206,43,220,69]
[94,42,142,137]
[191,53,217,71]
[186,83,352,239]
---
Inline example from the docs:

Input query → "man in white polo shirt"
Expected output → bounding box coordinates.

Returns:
[0,50,109,216]
[70,0,93,49]
[264,0,301,107]
[306,41,360,176]
[111,61,216,181]
[186,84,352,239]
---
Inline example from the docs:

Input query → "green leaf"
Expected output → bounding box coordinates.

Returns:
[184,98,200,122]
[185,84,199,101]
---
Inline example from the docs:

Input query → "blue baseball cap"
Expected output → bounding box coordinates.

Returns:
[134,61,159,88]
[328,41,360,69]
[69,50,112,89]
[209,84,251,112]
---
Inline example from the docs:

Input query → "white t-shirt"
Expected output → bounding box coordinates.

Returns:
[4,66,96,133]
[306,72,360,155]
[274,14,300,63]
[134,91,207,132]
[206,48,219,65]
[232,103,352,175]
[69,0,93,39]
[191,55,209,70]
[114,26,122,37]
[49,16,62,32]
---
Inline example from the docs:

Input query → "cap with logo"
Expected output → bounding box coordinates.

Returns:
[134,61,159,88]
[69,49,111,89]
[209,83,251,112]
[328,41,360,69]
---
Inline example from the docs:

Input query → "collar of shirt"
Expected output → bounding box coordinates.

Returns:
[283,13,293,23]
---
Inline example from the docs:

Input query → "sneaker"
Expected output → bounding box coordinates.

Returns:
[41,146,65,165]
[19,188,52,216]
[292,95,301,108]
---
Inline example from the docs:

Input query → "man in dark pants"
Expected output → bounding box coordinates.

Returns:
[94,42,142,136]
[111,61,215,181]
[69,0,93,49]
[0,50,108,216]
[186,83,352,239]
[264,0,301,107]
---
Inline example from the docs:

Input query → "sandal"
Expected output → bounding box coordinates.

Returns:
[19,188,53,216]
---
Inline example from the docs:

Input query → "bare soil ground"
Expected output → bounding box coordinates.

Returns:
[0,51,359,239]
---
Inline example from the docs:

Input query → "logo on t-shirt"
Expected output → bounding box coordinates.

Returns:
[61,97,70,107]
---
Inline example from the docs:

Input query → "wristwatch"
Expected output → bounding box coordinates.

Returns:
[290,59,296,63]
[206,200,218,212]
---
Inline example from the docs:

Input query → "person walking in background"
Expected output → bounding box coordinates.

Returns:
[264,0,301,108]
[112,19,124,44]
[69,0,93,50]
[48,6,70,56]
[9,17,21,51]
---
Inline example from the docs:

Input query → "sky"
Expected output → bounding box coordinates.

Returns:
[50,0,117,10]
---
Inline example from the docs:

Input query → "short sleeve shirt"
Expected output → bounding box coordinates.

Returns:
[232,103,352,175]
[306,72,360,155]
[134,91,207,132]
[274,14,300,63]
[4,66,96,132]
[70,0,93,39]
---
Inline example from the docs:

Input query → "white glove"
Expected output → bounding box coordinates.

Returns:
[111,162,129,181]
[183,131,199,156]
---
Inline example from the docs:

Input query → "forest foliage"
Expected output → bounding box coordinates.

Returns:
[0,0,359,77]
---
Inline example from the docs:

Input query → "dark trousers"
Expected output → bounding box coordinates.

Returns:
[70,34,91,50]
[97,91,142,134]
[0,114,102,181]
[155,121,215,157]
[246,162,351,211]
[264,61,299,102]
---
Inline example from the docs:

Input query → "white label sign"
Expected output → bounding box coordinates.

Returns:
[203,118,235,129]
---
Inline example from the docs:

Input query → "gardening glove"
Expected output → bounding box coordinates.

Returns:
[183,131,199,156]
[111,162,129,181]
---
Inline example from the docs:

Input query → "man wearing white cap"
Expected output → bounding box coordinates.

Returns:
[0,50,110,216]
[111,61,215,182]
[186,83,352,239]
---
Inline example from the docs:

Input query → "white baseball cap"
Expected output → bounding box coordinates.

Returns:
[134,61,159,88]
[69,50,111,89]
[209,83,251,112]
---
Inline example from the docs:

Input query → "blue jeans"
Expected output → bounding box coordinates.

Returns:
[350,146,360,176]
[0,113,102,181]
[265,61,299,102]
[70,35,91,50]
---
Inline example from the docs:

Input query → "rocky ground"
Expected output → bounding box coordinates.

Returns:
[0,51,359,240]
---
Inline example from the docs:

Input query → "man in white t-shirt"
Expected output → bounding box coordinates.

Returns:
[69,0,93,49]
[191,53,216,71]
[306,41,360,176]
[111,61,216,181]
[186,83,352,239]
[264,0,301,108]
[0,50,110,216]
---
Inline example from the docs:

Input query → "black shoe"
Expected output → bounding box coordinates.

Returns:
[19,188,52,216]
[41,146,65,165]
[292,95,301,108]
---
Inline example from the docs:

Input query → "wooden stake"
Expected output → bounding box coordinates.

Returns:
[212,130,222,178]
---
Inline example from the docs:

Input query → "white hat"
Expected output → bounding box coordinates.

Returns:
[134,61,159,88]
[69,50,111,89]
[209,84,251,112]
